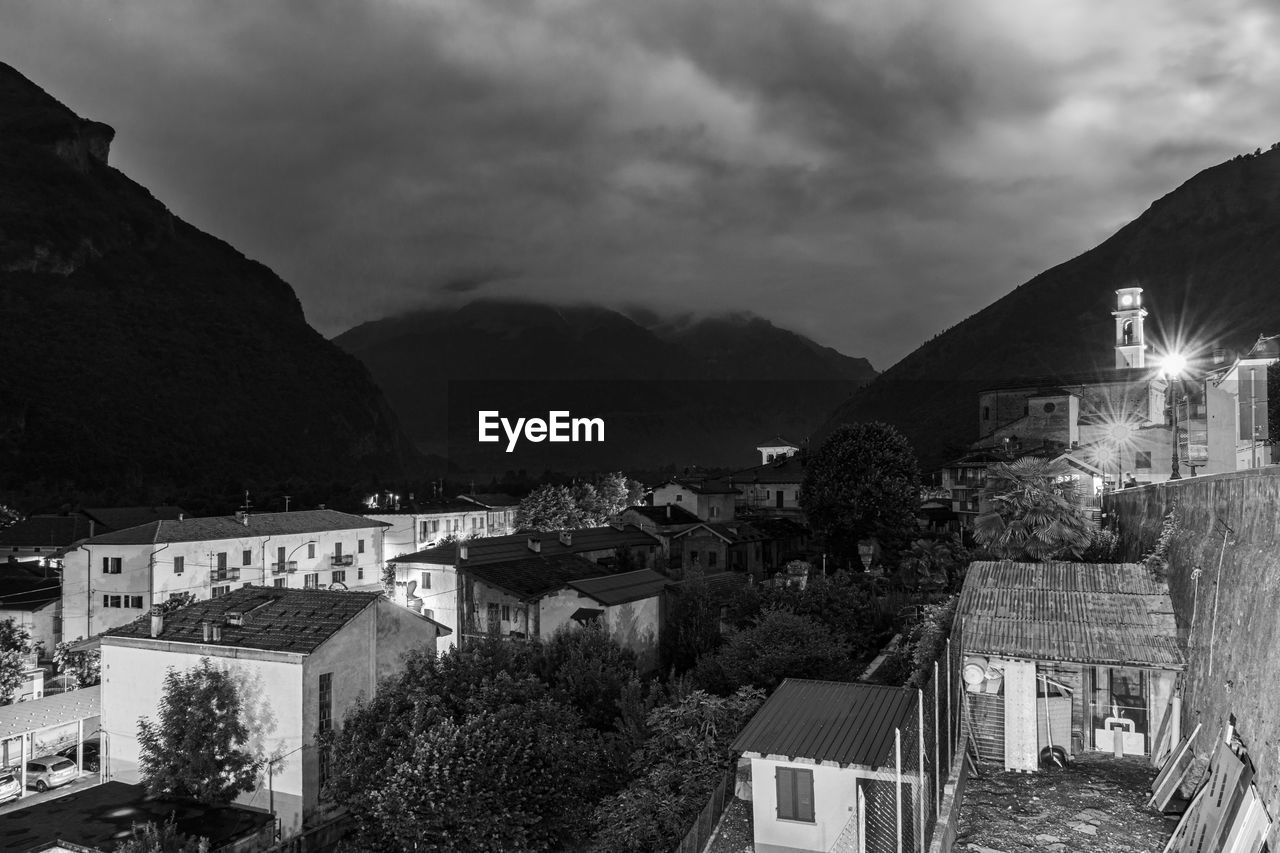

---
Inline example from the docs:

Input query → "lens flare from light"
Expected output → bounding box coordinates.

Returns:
[1160,352,1187,378]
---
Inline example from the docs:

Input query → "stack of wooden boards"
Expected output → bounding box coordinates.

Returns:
[1152,722,1272,853]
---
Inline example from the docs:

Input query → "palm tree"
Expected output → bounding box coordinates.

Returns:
[974,456,1095,561]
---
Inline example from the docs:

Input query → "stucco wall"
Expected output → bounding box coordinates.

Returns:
[1104,467,1280,816]
[100,642,306,831]
[750,758,859,853]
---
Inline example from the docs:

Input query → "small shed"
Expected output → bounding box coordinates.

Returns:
[732,679,920,853]
[956,561,1184,771]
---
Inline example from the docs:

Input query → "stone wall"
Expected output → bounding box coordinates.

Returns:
[1104,467,1280,821]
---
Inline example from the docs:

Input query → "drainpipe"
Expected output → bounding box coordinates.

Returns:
[84,546,92,638]
[262,535,273,587]
[148,543,170,609]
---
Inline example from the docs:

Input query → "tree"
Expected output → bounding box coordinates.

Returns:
[694,607,853,694]
[659,567,723,674]
[728,570,888,663]
[515,484,579,532]
[588,688,764,853]
[326,644,608,852]
[896,534,970,590]
[800,422,921,565]
[973,457,1096,560]
[137,658,260,805]
[0,619,36,705]
[115,817,210,853]
[0,505,20,528]
[52,641,101,689]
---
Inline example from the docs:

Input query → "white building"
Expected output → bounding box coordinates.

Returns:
[61,510,389,639]
[99,587,449,837]
[732,679,921,853]
[364,499,492,560]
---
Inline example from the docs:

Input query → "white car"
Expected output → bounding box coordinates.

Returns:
[25,755,77,792]
[0,770,19,803]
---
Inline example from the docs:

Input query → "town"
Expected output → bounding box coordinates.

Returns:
[0,286,1276,852]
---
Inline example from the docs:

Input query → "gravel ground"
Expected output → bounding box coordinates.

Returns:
[956,753,1172,852]
[704,797,754,853]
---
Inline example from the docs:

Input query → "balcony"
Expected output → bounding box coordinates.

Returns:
[271,561,298,574]
[331,554,354,567]
[211,567,241,582]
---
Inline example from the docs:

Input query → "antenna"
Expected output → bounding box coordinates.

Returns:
[283,495,291,513]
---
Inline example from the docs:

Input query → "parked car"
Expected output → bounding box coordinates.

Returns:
[25,755,77,792]
[56,740,99,773]
[0,770,20,803]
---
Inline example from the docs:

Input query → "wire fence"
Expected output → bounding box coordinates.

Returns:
[860,635,966,853]
[673,770,735,853]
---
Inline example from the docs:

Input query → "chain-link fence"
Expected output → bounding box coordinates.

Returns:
[859,636,966,853]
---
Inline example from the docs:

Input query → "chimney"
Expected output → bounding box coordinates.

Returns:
[236,510,249,526]
[665,504,671,520]
[225,611,244,626]
[459,543,469,561]
[177,513,184,522]
[201,621,212,642]
[527,536,541,553]
[150,606,164,638]
[558,531,573,547]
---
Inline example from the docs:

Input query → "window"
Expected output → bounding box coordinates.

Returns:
[102,595,122,608]
[501,605,510,622]
[1043,402,1056,413]
[357,565,364,580]
[308,543,316,559]
[216,552,228,571]
[420,521,429,541]
[173,556,184,575]
[318,672,333,788]
[212,585,230,598]
[708,552,718,569]
[130,595,143,608]
[430,520,440,533]
[690,550,700,565]
[1135,451,1152,469]
[331,570,346,584]
[358,539,365,554]
[420,571,432,590]
[334,542,343,559]
[983,405,990,421]
[242,550,252,566]
[304,573,319,589]
[776,767,815,822]
[273,578,286,588]
[710,506,720,519]
[102,557,122,574]
[675,494,683,502]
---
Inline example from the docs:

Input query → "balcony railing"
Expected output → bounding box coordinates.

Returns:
[271,561,298,574]
[331,554,354,567]
[211,567,242,582]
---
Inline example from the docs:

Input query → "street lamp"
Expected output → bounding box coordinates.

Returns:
[1160,353,1188,481]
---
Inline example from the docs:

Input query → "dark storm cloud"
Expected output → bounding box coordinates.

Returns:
[4,0,1279,369]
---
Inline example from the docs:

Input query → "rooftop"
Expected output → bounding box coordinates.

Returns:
[76,509,389,547]
[957,561,1184,669]
[567,568,670,606]
[661,478,741,495]
[731,453,805,484]
[0,781,272,852]
[0,686,99,741]
[101,587,444,654]
[390,524,658,565]
[365,499,484,515]
[0,575,60,611]
[459,493,523,508]
[0,515,94,549]
[732,678,917,769]
[623,504,702,526]
[464,553,614,600]
[673,522,769,544]
[79,505,186,531]
[756,435,800,448]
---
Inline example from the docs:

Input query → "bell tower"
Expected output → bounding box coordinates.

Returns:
[1113,287,1147,369]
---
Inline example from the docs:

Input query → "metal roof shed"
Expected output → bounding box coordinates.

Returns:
[0,686,101,796]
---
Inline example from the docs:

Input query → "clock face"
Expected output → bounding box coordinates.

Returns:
[1120,294,1133,307]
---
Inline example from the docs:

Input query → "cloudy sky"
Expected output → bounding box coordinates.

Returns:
[5,1,1279,369]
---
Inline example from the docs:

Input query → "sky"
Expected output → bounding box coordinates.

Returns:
[4,1,1280,370]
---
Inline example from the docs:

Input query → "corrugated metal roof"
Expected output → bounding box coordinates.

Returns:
[731,679,917,769]
[567,569,669,605]
[957,561,1183,669]
[0,686,100,740]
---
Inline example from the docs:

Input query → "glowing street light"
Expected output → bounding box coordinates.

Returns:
[1160,352,1188,379]
[1160,351,1188,480]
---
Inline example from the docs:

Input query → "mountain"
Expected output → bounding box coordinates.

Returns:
[0,63,421,508]
[818,146,1280,470]
[334,300,878,473]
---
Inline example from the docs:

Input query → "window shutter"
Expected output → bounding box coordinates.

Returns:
[776,768,793,819]
[797,769,815,822]
[102,557,108,574]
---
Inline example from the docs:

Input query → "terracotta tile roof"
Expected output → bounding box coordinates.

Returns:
[567,569,670,606]
[957,561,1184,669]
[664,478,741,495]
[390,525,658,565]
[672,522,769,544]
[623,505,702,526]
[78,510,388,547]
[100,587,424,654]
[732,679,917,769]
[463,553,613,600]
